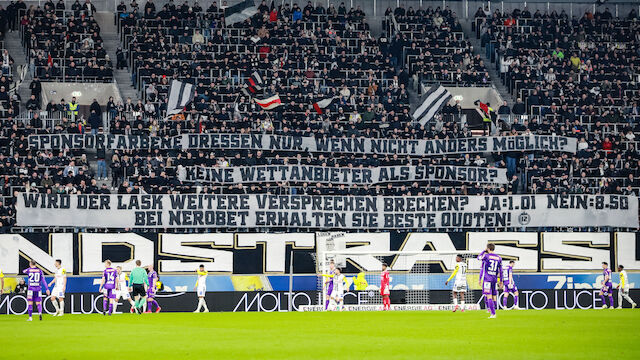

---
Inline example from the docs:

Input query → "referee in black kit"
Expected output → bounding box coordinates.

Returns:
[128,260,149,314]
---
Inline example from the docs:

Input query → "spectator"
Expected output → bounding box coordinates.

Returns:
[88,110,102,134]
[498,100,511,115]
[15,279,27,294]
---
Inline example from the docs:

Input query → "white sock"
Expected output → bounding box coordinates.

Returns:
[59,300,64,313]
[618,292,623,306]
[113,301,119,313]
[202,298,209,311]
[453,298,458,305]
[52,300,60,313]
[196,298,203,311]
[461,300,465,305]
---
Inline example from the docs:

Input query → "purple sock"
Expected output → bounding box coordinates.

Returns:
[503,296,507,308]
[37,303,42,314]
[514,295,519,307]
[489,299,496,315]
[152,300,159,309]
[108,303,113,315]
[103,299,107,312]
[28,304,33,317]
[600,294,606,306]
[609,295,614,307]
[484,297,490,311]
[325,299,330,310]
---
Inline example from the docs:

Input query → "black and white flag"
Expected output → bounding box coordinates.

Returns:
[166,80,195,116]
[241,71,264,97]
[412,84,452,125]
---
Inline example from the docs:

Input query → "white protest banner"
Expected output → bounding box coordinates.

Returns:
[27,134,577,155]
[183,165,508,184]
[16,193,637,229]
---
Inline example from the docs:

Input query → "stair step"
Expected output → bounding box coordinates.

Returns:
[94,11,140,102]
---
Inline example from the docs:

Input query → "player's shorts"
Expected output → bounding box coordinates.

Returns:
[103,288,116,299]
[454,280,467,292]
[504,282,518,293]
[326,282,334,296]
[621,287,630,296]
[27,289,42,302]
[131,284,146,297]
[482,280,498,296]
[601,282,613,294]
[117,290,130,300]
[331,290,344,300]
[52,287,65,298]
[197,285,206,297]
[381,287,390,296]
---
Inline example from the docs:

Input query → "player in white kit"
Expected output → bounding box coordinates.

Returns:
[445,254,468,312]
[47,259,66,316]
[194,264,209,313]
[114,266,136,313]
[617,265,637,309]
[330,268,347,311]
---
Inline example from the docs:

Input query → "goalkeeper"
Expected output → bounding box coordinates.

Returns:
[352,272,368,291]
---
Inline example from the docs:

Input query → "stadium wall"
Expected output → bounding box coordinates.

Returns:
[1,290,638,314]
[1,232,638,275]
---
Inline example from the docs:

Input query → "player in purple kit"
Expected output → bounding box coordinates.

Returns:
[478,244,502,319]
[23,260,50,321]
[99,260,119,315]
[501,260,520,310]
[145,265,161,313]
[599,262,614,309]
[322,261,336,310]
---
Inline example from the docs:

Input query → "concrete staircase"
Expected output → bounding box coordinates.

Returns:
[95,12,139,103]
[3,29,32,111]
[462,20,514,108]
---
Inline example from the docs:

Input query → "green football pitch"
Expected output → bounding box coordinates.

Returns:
[1,309,638,359]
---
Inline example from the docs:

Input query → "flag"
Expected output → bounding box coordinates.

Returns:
[241,71,263,97]
[412,84,452,125]
[166,80,195,116]
[47,53,53,67]
[312,97,336,114]
[255,94,282,110]
[478,101,489,115]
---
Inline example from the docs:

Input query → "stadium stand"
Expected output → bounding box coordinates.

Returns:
[476,7,640,196]
[0,2,638,233]
[21,0,113,82]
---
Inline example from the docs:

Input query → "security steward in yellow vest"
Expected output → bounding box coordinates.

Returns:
[68,97,79,120]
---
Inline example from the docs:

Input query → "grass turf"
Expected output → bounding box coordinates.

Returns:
[0,309,638,359]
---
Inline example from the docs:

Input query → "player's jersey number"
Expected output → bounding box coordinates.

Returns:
[28,272,40,285]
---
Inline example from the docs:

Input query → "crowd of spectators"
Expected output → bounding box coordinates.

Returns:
[476,7,640,196]
[387,4,490,87]
[20,0,113,82]
[0,3,639,232]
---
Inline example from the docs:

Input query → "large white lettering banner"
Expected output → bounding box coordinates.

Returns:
[27,134,577,155]
[16,193,637,229]
[184,165,508,184]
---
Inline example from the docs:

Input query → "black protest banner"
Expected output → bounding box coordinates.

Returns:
[183,165,508,184]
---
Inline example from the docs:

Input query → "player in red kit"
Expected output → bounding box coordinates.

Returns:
[381,263,391,310]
